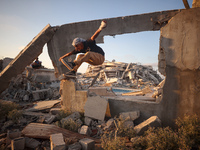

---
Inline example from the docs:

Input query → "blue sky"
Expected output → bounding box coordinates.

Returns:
[0,0,193,73]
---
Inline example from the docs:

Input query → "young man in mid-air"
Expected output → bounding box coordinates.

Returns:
[59,20,107,76]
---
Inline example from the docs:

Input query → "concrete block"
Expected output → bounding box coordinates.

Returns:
[11,137,25,150]
[25,137,41,149]
[50,133,65,150]
[76,119,83,127]
[84,95,108,121]
[45,115,56,124]
[68,142,82,150]
[104,118,114,130]
[119,111,140,121]
[79,138,95,150]
[61,112,81,125]
[79,125,91,135]
[134,116,161,135]
[7,130,21,145]
[124,120,134,128]
[84,117,92,126]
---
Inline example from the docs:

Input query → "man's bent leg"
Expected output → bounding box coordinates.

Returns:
[73,52,104,71]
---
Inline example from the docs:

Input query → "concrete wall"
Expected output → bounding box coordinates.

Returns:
[0,24,56,94]
[47,10,181,77]
[48,8,200,127]
[158,8,200,126]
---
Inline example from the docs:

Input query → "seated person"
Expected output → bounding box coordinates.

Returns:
[32,58,42,69]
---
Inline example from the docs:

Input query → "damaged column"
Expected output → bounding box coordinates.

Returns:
[159,8,200,126]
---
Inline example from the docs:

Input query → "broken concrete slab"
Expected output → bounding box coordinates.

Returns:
[25,137,41,149]
[84,117,92,126]
[50,133,65,150]
[124,120,134,128]
[88,87,116,96]
[11,137,25,150]
[119,111,140,121]
[50,108,62,115]
[60,112,81,125]
[79,138,95,150]
[68,142,82,150]
[26,99,60,112]
[61,79,88,113]
[134,116,161,135]
[0,24,57,94]
[84,95,108,121]
[21,123,99,143]
[79,125,91,136]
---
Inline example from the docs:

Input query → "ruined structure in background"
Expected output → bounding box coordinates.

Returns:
[78,61,162,89]
[0,59,60,102]
[0,1,199,129]
[0,24,57,94]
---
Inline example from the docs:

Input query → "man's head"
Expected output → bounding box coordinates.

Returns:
[72,38,85,51]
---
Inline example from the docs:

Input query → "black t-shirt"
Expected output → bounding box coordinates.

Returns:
[71,39,105,56]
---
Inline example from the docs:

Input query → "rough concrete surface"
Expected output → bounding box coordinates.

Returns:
[0,24,56,94]
[47,10,181,76]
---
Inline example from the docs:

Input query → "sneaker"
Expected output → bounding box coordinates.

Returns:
[61,59,76,71]
[65,71,76,76]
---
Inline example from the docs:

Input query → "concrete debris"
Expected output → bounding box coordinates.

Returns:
[79,138,95,150]
[26,99,61,112]
[68,142,82,150]
[50,133,66,150]
[11,137,25,150]
[0,66,60,102]
[25,137,41,149]
[78,125,92,136]
[134,116,162,135]
[119,111,140,121]
[84,96,108,121]
[77,61,163,90]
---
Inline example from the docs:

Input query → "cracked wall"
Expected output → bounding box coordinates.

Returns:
[159,7,200,123]
[47,10,180,77]
[47,8,200,127]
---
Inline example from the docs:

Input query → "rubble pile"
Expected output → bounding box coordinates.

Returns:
[78,60,163,89]
[0,99,162,150]
[0,67,60,102]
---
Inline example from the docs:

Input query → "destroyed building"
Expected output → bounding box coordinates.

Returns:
[0,0,200,149]
[78,60,163,89]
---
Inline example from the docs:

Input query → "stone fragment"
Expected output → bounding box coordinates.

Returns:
[104,118,114,130]
[79,138,95,150]
[25,137,41,149]
[37,116,45,123]
[123,120,134,128]
[45,115,56,124]
[11,137,25,150]
[50,108,62,115]
[7,130,21,145]
[84,95,108,121]
[84,117,92,126]
[50,133,65,150]
[61,112,81,125]
[134,116,161,135]
[76,119,83,127]
[68,142,82,150]
[64,137,79,146]
[79,125,91,136]
[119,111,140,121]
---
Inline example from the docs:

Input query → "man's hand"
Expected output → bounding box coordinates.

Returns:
[99,20,107,30]
[59,57,63,61]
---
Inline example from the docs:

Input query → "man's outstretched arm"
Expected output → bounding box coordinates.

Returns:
[91,20,107,41]
[59,52,73,61]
